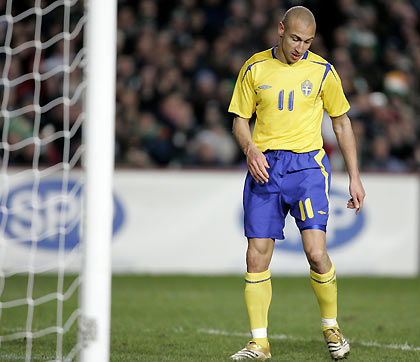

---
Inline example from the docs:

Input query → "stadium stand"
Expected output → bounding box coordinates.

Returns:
[2,0,420,171]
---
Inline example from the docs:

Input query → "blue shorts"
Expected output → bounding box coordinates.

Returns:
[243,149,331,240]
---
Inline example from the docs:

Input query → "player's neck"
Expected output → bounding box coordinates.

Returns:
[274,44,287,64]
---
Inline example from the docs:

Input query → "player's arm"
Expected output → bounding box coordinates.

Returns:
[331,113,366,214]
[232,116,270,184]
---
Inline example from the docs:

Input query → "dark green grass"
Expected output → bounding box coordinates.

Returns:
[0,275,419,361]
[0,274,79,360]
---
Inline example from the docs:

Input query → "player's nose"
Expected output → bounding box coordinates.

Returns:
[296,41,304,53]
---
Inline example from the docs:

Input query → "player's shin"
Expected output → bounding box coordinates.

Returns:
[245,269,272,348]
[310,264,338,329]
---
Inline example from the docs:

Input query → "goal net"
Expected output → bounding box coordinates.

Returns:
[0,0,116,361]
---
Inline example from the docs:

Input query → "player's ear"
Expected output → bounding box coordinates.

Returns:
[278,22,285,37]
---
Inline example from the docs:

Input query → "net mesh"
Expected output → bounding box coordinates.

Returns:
[0,0,86,360]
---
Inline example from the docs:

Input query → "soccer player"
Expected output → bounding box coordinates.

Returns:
[228,6,365,361]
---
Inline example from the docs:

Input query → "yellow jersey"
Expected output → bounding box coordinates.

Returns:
[228,47,350,153]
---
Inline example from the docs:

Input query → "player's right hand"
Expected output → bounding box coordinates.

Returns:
[246,145,270,183]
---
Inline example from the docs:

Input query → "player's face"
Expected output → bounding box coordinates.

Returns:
[277,19,316,64]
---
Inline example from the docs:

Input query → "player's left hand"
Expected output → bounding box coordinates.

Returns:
[347,177,365,215]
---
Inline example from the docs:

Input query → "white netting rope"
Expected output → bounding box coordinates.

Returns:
[0,0,86,360]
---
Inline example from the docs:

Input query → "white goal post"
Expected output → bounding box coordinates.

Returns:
[80,0,116,361]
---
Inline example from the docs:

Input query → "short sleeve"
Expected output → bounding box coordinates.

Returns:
[321,65,350,118]
[228,61,257,119]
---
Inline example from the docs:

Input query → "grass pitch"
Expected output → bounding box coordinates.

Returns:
[0,275,419,361]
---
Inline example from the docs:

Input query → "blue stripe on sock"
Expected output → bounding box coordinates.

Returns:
[311,272,336,284]
[245,277,271,284]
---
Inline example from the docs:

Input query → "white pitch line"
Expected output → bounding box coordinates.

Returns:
[197,328,420,352]
[0,355,54,360]
[1,327,24,332]
[358,340,420,352]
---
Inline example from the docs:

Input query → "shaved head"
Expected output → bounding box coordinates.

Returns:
[282,6,316,30]
[276,6,316,64]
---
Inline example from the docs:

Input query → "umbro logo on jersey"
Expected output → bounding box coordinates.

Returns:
[301,80,313,96]
[258,85,272,89]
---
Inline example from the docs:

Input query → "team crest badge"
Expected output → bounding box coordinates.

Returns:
[301,80,312,96]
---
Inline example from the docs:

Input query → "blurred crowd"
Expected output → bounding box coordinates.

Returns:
[0,0,85,166]
[1,0,420,171]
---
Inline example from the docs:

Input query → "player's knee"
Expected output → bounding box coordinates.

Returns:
[306,248,327,268]
[246,247,270,272]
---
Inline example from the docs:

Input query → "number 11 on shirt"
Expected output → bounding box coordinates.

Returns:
[278,90,294,111]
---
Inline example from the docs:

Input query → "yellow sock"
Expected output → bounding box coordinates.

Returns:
[245,269,272,348]
[310,264,337,330]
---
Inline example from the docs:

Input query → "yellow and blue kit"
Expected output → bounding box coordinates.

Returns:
[229,47,350,237]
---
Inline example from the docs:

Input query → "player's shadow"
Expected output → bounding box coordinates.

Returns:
[268,338,330,362]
